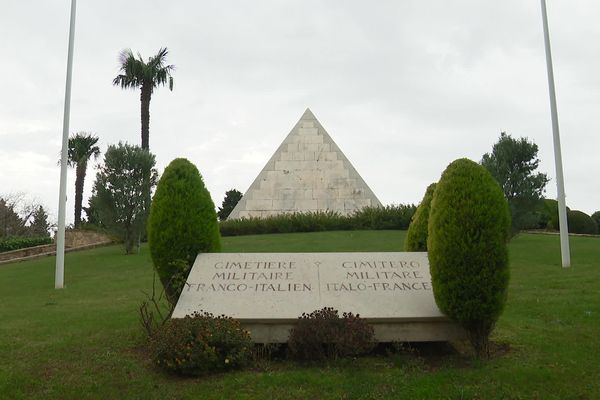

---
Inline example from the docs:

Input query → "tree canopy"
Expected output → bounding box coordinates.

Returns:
[113,48,174,150]
[67,132,100,227]
[481,132,548,232]
[218,189,243,221]
[91,143,158,253]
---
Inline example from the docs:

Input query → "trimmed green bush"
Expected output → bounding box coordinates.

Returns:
[543,198,572,231]
[567,210,598,234]
[592,211,600,233]
[288,307,374,360]
[147,158,221,303]
[404,183,436,251]
[428,158,511,357]
[0,236,53,253]
[151,311,252,376]
[219,205,416,236]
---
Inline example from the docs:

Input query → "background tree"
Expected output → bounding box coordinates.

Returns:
[0,194,47,238]
[91,143,158,254]
[28,206,50,237]
[0,197,27,238]
[217,189,243,221]
[481,132,549,233]
[113,48,174,150]
[67,132,100,228]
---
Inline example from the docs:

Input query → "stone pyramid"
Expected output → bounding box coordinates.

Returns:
[227,109,382,220]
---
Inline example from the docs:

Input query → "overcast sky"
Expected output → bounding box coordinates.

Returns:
[1,0,598,225]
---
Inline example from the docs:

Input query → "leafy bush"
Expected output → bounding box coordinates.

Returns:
[428,158,511,357]
[567,210,598,234]
[288,307,374,360]
[151,312,252,376]
[220,205,416,236]
[404,183,436,251]
[0,236,53,253]
[148,158,221,304]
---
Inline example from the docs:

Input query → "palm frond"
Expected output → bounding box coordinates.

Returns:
[67,132,101,167]
[113,47,174,91]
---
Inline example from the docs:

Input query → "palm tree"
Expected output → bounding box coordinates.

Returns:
[68,132,100,228]
[112,47,174,150]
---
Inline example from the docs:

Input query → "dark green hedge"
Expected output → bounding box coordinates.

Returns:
[428,158,511,357]
[567,210,598,234]
[147,158,221,303]
[592,211,600,233]
[404,183,436,251]
[219,205,416,236]
[0,236,53,253]
[543,199,571,230]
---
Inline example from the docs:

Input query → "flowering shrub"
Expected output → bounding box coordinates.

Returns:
[288,307,374,360]
[151,311,252,376]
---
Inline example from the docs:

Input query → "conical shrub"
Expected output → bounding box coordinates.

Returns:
[428,158,510,357]
[404,183,436,251]
[148,158,221,303]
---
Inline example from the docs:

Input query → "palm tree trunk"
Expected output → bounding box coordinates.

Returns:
[74,161,87,228]
[140,86,152,150]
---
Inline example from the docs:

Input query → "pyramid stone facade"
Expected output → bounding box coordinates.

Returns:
[227,109,382,220]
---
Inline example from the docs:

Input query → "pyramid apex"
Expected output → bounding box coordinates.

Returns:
[301,108,316,120]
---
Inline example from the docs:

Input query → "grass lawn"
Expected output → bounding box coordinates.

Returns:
[0,230,599,399]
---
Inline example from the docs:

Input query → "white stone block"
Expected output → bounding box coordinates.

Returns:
[312,188,338,200]
[302,135,323,144]
[276,160,321,171]
[354,199,372,208]
[339,187,364,198]
[294,199,318,210]
[272,199,295,210]
[315,152,337,161]
[344,199,357,210]
[316,143,331,152]
[251,190,273,200]
[298,127,319,136]
[304,152,315,161]
[278,188,295,200]
[246,199,273,210]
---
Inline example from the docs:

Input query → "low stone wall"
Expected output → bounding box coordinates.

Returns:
[0,230,114,266]
[65,230,113,248]
[0,243,56,263]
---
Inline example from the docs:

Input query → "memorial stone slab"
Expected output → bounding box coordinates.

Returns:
[173,252,466,343]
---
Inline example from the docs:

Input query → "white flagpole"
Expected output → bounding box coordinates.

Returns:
[541,0,571,268]
[56,0,77,288]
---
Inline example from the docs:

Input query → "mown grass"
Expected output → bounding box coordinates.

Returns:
[0,231,599,399]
